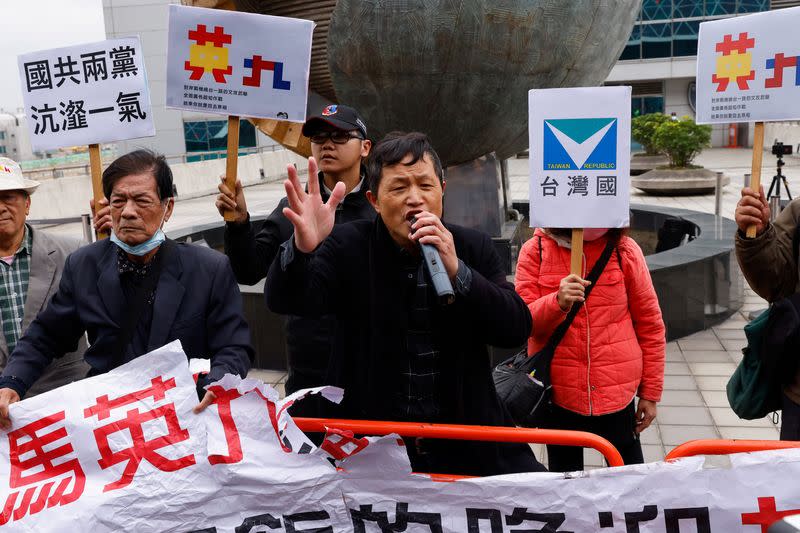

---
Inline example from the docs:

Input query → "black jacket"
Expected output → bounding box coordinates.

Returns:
[224,173,375,396]
[266,217,543,476]
[0,239,252,398]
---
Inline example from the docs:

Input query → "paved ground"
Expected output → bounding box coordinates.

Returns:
[41,147,800,468]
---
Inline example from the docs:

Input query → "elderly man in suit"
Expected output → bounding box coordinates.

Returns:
[0,150,252,427]
[0,158,88,396]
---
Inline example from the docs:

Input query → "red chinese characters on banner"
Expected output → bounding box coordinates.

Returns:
[742,496,800,532]
[204,384,314,463]
[0,411,85,525]
[206,385,243,465]
[83,375,196,492]
[319,428,369,461]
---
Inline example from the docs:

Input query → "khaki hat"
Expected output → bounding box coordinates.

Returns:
[0,157,39,194]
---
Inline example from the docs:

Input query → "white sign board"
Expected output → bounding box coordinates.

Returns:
[696,7,800,124]
[18,38,154,152]
[166,4,314,122]
[529,86,631,229]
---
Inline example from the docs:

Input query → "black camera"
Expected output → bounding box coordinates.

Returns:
[773,141,793,156]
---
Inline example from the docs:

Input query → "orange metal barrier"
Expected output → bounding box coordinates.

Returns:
[294,417,624,468]
[665,439,800,461]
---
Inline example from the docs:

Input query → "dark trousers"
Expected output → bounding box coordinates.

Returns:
[545,401,644,472]
[403,436,547,477]
[781,393,800,440]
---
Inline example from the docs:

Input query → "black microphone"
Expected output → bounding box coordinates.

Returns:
[412,217,455,305]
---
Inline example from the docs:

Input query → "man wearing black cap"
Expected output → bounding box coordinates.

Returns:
[216,104,374,406]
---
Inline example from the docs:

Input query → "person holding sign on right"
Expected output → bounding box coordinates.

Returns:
[734,187,800,440]
[515,227,665,471]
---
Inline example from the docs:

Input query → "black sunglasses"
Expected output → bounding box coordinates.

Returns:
[309,131,364,145]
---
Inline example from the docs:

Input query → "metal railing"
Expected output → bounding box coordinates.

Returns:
[19,144,286,179]
[665,439,800,461]
[28,214,95,243]
[293,417,625,477]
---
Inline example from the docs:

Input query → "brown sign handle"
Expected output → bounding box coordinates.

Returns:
[571,228,584,276]
[89,143,108,240]
[746,121,765,238]
[223,115,241,223]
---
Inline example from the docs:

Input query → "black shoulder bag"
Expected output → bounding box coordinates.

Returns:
[493,237,616,427]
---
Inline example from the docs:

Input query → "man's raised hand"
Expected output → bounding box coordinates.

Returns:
[282,157,345,253]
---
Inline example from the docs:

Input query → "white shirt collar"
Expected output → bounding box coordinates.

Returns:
[323,177,363,196]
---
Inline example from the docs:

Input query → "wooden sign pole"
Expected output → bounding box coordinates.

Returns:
[88,143,108,240]
[223,115,241,222]
[746,121,765,238]
[571,228,584,276]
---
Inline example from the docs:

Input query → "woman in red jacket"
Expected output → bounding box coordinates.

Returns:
[515,227,666,471]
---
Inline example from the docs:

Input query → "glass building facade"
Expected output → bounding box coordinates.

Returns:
[183,119,257,162]
[620,0,770,61]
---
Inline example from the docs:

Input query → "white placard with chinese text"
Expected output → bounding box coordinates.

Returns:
[18,38,154,152]
[528,86,631,229]
[166,4,314,122]
[696,7,800,124]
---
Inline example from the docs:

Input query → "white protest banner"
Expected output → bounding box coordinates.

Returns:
[18,38,154,152]
[341,451,800,531]
[3,339,800,531]
[165,4,314,122]
[696,7,800,125]
[0,341,348,532]
[528,86,631,230]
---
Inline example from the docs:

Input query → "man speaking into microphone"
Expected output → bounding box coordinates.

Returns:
[266,132,543,475]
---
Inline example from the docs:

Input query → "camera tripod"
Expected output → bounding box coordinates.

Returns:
[767,153,792,202]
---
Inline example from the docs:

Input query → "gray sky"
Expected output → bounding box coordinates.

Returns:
[0,0,105,114]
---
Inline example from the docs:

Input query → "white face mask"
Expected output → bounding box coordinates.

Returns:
[110,203,170,256]
[584,228,609,241]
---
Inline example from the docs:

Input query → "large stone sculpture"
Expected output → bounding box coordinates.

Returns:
[229,0,641,165]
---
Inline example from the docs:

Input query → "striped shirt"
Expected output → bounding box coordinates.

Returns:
[0,226,31,353]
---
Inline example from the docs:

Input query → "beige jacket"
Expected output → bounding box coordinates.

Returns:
[0,227,89,396]
[735,198,800,403]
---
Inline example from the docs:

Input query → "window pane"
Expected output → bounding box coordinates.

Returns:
[737,0,768,13]
[207,120,228,151]
[706,0,735,15]
[620,24,641,60]
[183,121,209,153]
[674,0,703,18]
[184,119,257,154]
[673,20,700,56]
[632,97,644,118]
[239,120,257,148]
[642,0,673,21]
[643,96,665,114]
[642,23,672,58]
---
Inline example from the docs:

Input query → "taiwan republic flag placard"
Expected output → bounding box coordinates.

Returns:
[529,86,631,229]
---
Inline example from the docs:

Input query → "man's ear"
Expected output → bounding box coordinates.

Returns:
[163,197,175,224]
[366,190,379,213]
[361,139,372,158]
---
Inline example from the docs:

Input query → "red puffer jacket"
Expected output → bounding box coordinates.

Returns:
[515,229,665,416]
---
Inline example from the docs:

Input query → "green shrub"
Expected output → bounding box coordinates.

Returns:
[652,116,712,168]
[631,113,670,155]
